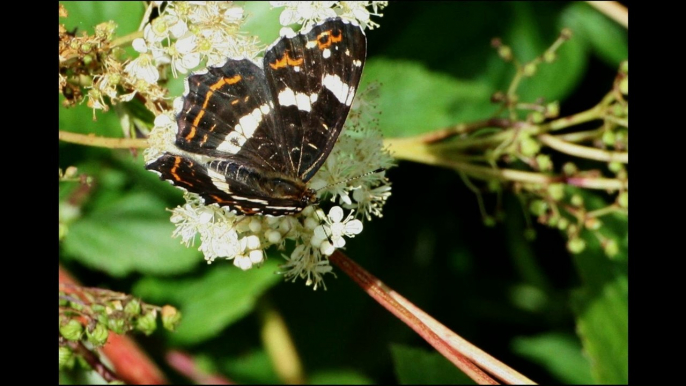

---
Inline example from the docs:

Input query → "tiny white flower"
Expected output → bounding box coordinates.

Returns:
[132,38,149,53]
[234,254,253,270]
[124,53,160,84]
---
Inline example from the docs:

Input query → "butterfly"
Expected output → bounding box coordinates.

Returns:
[147,18,366,216]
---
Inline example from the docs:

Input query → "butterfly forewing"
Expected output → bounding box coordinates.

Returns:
[264,19,366,182]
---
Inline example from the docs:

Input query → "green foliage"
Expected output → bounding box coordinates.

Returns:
[62,191,200,276]
[134,261,282,345]
[512,332,593,384]
[391,344,475,385]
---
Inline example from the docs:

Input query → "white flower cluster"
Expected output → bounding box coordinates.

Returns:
[143,1,393,289]
[271,1,388,31]
[124,1,255,85]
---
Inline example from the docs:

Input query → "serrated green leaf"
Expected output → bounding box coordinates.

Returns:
[561,3,628,67]
[391,344,475,385]
[134,261,282,345]
[362,59,493,138]
[62,192,200,277]
[512,332,593,384]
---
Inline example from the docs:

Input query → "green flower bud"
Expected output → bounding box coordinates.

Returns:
[567,237,586,254]
[91,304,106,313]
[524,228,537,241]
[498,46,513,61]
[529,199,548,216]
[562,162,577,176]
[543,51,557,63]
[547,215,559,227]
[545,101,560,118]
[80,43,93,54]
[162,305,182,331]
[136,312,157,336]
[523,63,537,77]
[618,192,628,208]
[87,323,109,346]
[584,217,602,230]
[520,136,541,157]
[557,217,569,230]
[570,194,584,207]
[604,239,619,258]
[608,161,623,173]
[483,216,496,227]
[620,77,628,95]
[124,299,141,316]
[602,130,616,146]
[620,61,628,74]
[531,111,545,124]
[547,183,565,200]
[60,319,83,341]
[107,317,126,335]
[59,346,75,369]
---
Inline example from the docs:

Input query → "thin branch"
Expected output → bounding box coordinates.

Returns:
[330,251,536,385]
[67,341,121,383]
[386,140,627,191]
[59,130,149,149]
[166,350,233,384]
[419,118,514,144]
[586,1,628,28]
[539,134,628,163]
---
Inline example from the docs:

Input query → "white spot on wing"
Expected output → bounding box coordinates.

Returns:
[323,49,331,59]
[353,59,362,67]
[322,74,351,105]
[278,88,297,107]
[216,131,246,153]
[295,93,312,112]
[208,168,231,193]
[260,103,271,115]
[279,88,317,112]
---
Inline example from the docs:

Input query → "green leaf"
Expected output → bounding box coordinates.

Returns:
[62,192,200,277]
[570,197,628,383]
[240,1,282,45]
[221,349,280,384]
[134,261,282,345]
[60,1,143,37]
[390,344,475,385]
[362,59,493,138]
[561,3,628,67]
[512,332,593,384]
[505,3,587,102]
